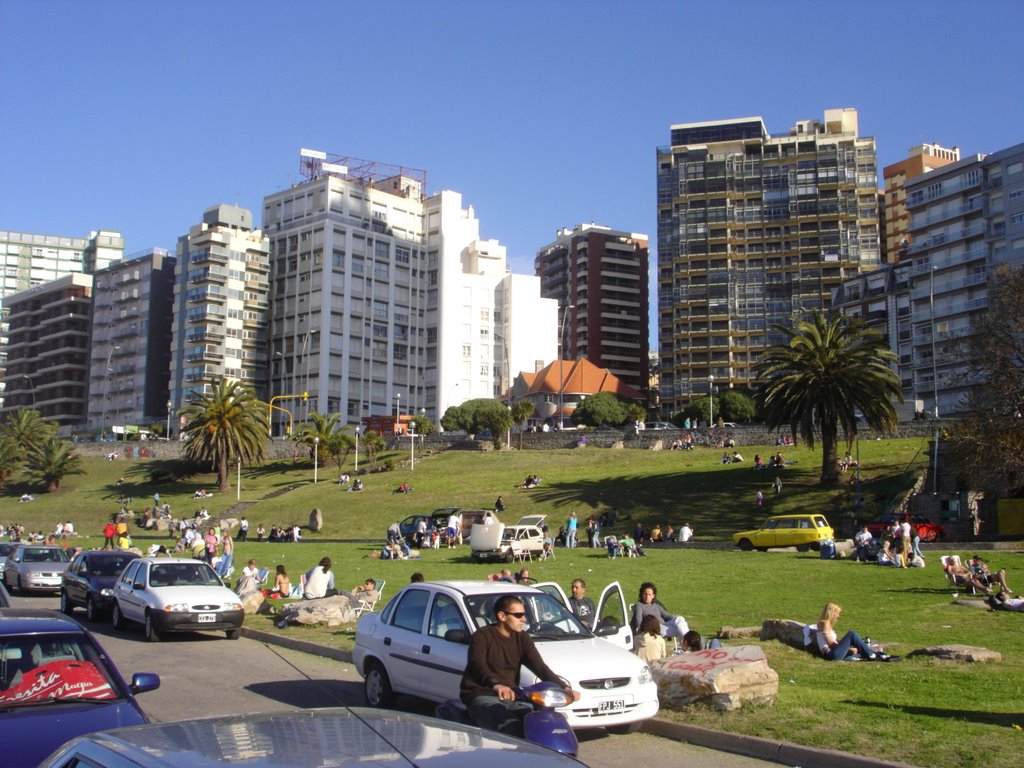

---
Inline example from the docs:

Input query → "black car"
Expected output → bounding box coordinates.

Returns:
[398,508,460,545]
[61,551,140,622]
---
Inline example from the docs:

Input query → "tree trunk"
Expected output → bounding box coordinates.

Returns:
[820,421,840,484]
[217,447,230,493]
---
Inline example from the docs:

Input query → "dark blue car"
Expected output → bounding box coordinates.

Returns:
[60,550,139,621]
[0,609,159,768]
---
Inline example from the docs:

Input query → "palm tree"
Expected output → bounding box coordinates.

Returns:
[180,379,268,492]
[24,436,84,493]
[0,436,22,490]
[293,412,341,460]
[0,408,55,460]
[754,311,902,484]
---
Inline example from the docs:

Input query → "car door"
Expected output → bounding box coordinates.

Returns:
[380,587,432,698]
[419,592,471,702]
[115,560,146,622]
[4,547,23,588]
[752,518,780,548]
[596,581,633,650]
[65,553,86,605]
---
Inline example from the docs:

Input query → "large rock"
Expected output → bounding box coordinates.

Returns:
[651,645,779,711]
[280,594,357,627]
[309,508,323,532]
[760,619,814,652]
[241,591,265,615]
[155,518,170,531]
[907,644,1002,663]
[719,625,760,640]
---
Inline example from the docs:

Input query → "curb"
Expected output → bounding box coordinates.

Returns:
[242,625,911,768]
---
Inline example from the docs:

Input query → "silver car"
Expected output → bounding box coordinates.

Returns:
[39,707,585,768]
[3,545,71,594]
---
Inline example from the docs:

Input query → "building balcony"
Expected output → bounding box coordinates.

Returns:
[908,245,988,275]
[910,198,984,229]
[911,295,988,323]
[906,175,982,208]
[907,223,987,254]
[911,271,987,300]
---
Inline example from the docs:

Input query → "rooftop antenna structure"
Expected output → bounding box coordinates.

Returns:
[297,148,427,199]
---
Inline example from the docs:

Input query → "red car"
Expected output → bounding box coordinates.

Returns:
[866,514,945,542]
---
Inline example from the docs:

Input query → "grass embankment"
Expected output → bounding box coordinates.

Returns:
[5,437,1022,768]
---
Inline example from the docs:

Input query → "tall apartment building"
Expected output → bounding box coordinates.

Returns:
[882,143,959,262]
[903,143,1024,417]
[261,150,556,433]
[168,205,271,414]
[0,273,93,428]
[535,224,649,393]
[656,108,880,416]
[87,248,177,435]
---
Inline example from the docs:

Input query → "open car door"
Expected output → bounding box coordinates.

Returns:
[534,581,569,608]
[595,581,633,650]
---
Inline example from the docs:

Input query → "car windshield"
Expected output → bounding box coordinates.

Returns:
[463,592,589,640]
[22,548,69,563]
[0,633,121,709]
[149,562,221,587]
[88,556,135,577]
[0,544,15,557]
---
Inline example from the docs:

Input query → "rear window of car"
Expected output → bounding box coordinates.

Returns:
[149,562,220,587]
[0,633,119,708]
[22,548,69,563]
[86,555,136,577]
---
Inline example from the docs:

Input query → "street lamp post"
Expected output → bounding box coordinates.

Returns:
[166,400,172,441]
[104,344,120,439]
[313,437,319,484]
[558,304,575,430]
[395,393,401,423]
[354,427,360,475]
[506,405,512,450]
[708,374,715,429]
[409,420,415,471]
[22,375,36,407]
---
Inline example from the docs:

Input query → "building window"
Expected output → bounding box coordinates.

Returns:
[462,344,471,358]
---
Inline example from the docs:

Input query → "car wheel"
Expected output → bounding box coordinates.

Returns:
[607,721,642,735]
[796,544,810,552]
[144,612,161,642]
[112,602,127,630]
[226,628,241,640]
[737,538,754,552]
[364,662,396,707]
[60,590,73,615]
[85,596,98,623]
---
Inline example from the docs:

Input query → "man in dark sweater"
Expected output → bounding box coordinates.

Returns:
[460,594,576,735]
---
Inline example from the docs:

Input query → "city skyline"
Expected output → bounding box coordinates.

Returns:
[4,0,1023,348]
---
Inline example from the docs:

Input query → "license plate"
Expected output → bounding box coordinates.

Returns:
[198,613,216,623]
[599,699,625,713]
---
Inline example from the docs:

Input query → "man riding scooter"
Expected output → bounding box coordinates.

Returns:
[460,595,580,736]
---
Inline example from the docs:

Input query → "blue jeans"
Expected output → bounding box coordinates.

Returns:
[825,630,873,661]
[217,553,233,577]
[566,528,576,548]
[467,695,533,736]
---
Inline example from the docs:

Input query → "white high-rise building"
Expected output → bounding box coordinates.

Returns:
[261,150,556,432]
[168,205,271,414]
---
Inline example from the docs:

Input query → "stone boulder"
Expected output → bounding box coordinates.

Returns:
[952,598,991,610]
[718,625,760,640]
[280,594,357,627]
[241,591,265,615]
[907,644,1002,663]
[309,508,323,533]
[760,619,814,652]
[155,518,170,531]
[651,645,779,711]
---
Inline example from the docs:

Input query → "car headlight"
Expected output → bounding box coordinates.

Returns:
[100,588,114,597]
[223,601,242,611]
[638,665,653,685]
[163,603,192,612]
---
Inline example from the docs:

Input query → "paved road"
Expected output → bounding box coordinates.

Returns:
[12,592,780,768]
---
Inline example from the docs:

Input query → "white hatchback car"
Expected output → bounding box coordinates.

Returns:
[470,515,547,562]
[354,580,658,732]
[111,557,244,642]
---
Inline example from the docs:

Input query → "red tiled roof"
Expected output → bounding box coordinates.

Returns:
[526,358,641,400]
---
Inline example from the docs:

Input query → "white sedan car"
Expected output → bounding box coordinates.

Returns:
[354,580,658,732]
[111,557,244,642]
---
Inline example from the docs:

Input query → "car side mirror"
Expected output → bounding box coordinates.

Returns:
[444,629,470,644]
[133,580,146,590]
[594,618,620,636]
[130,672,160,694]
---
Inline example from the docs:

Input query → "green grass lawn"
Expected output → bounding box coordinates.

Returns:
[4,436,1020,768]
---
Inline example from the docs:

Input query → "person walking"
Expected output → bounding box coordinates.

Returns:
[565,511,578,549]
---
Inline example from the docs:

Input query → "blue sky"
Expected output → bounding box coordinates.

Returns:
[3,1,1023,347]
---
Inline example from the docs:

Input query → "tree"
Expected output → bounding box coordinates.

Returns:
[412,414,436,437]
[361,430,385,470]
[293,412,341,459]
[510,400,535,448]
[754,311,902,484]
[23,436,84,493]
[948,264,1024,495]
[325,431,356,475]
[719,390,757,423]
[0,436,22,490]
[0,408,55,460]
[440,404,471,432]
[180,379,268,492]
[571,392,626,428]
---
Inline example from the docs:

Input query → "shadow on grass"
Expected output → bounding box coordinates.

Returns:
[843,699,1024,728]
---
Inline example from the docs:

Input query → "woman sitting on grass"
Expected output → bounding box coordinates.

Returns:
[816,602,898,662]
[634,615,667,663]
[271,565,291,598]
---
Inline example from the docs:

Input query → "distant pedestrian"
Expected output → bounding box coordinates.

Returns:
[774,476,783,494]
[755,490,764,507]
